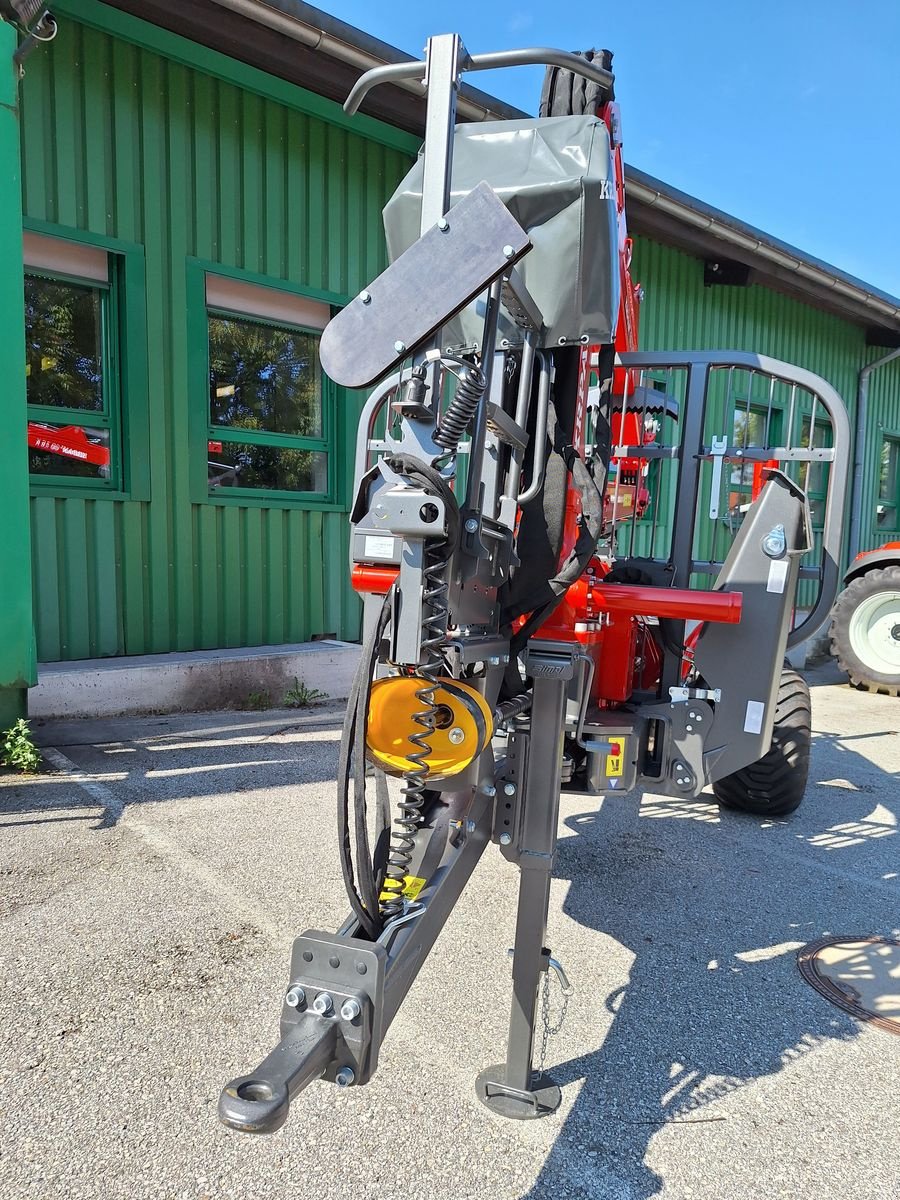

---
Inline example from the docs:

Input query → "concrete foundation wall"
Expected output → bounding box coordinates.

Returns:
[30,641,360,719]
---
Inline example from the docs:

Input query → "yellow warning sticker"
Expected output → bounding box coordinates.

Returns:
[605,741,625,778]
[379,875,427,903]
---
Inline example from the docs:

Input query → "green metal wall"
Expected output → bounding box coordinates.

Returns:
[632,237,864,420]
[0,21,35,723]
[18,5,900,666]
[21,3,416,662]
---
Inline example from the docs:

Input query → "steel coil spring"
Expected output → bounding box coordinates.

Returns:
[434,363,487,452]
[380,542,450,920]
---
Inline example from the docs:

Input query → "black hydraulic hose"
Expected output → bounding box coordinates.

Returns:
[336,453,460,938]
[336,595,391,940]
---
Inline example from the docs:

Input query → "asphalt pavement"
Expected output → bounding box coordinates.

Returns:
[1,663,898,1200]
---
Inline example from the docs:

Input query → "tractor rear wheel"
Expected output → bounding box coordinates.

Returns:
[712,668,811,817]
[829,566,900,697]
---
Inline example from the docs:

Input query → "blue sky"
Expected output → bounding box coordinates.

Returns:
[323,0,900,298]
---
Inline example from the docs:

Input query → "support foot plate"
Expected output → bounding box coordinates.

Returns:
[475,1064,561,1120]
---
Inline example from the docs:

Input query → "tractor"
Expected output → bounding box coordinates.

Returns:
[830,543,900,696]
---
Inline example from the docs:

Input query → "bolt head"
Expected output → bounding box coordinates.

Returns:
[465,819,477,833]
[499,832,512,846]
[502,244,515,258]
[686,724,693,733]
[340,998,361,1022]
[762,524,787,558]
[335,1067,356,1087]
[285,985,305,1009]
[448,727,465,745]
[437,217,449,231]
[312,992,334,1017]
[503,782,516,796]
[394,340,407,355]
[359,290,371,305]
[464,517,479,533]
[482,784,496,798]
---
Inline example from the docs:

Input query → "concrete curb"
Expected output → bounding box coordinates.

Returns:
[29,640,361,719]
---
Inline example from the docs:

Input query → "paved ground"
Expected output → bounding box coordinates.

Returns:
[1,664,898,1200]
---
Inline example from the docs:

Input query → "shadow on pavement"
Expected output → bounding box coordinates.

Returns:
[523,727,898,1199]
[0,710,345,828]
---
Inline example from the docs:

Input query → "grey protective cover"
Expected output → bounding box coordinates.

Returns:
[382,115,620,350]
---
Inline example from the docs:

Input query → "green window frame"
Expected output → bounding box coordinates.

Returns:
[23,221,150,502]
[187,260,346,509]
[878,433,900,532]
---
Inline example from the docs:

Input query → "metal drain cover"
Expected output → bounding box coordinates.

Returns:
[798,937,900,1034]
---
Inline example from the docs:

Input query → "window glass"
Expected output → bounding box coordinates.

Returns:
[23,243,119,490]
[204,284,329,498]
[729,405,782,507]
[208,314,322,438]
[27,421,111,479]
[208,442,327,493]
[25,274,104,412]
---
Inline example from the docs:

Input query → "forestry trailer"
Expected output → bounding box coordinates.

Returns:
[218,37,851,1131]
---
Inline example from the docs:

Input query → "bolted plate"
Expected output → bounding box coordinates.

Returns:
[320,181,531,390]
[475,1064,562,1120]
[798,936,900,1034]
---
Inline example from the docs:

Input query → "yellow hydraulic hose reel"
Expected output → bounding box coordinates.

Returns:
[366,676,493,780]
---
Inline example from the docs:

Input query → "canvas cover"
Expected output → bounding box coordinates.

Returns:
[383,115,620,351]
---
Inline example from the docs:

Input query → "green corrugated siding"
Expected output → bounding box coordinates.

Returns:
[632,237,863,413]
[21,15,413,661]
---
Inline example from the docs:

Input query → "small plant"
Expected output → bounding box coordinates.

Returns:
[283,677,326,708]
[245,691,271,711]
[1,718,42,774]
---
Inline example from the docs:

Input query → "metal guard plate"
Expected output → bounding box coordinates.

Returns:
[320,181,531,390]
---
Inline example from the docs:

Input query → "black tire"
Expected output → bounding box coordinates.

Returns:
[539,49,615,118]
[829,566,900,698]
[712,668,811,817]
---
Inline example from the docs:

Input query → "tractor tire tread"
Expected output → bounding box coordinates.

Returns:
[829,566,900,697]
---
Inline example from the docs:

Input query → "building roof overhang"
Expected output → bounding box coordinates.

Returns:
[106,0,900,343]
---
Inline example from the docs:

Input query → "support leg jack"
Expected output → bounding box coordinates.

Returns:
[476,668,569,1119]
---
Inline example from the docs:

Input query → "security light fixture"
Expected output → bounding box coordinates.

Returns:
[0,0,46,26]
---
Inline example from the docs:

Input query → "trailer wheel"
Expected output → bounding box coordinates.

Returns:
[712,668,811,817]
[829,566,900,697]
[539,49,615,117]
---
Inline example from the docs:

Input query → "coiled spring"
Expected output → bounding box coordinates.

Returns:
[379,540,451,921]
[434,363,487,452]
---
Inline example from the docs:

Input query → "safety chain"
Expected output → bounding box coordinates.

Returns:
[535,964,570,1080]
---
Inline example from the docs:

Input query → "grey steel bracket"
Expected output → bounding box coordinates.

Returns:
[485,401,529,451]
[495,724,529,853]
[668,685,722,703]
[319,182,531,390]
[500,266,543,333]
[635,698,716,797]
